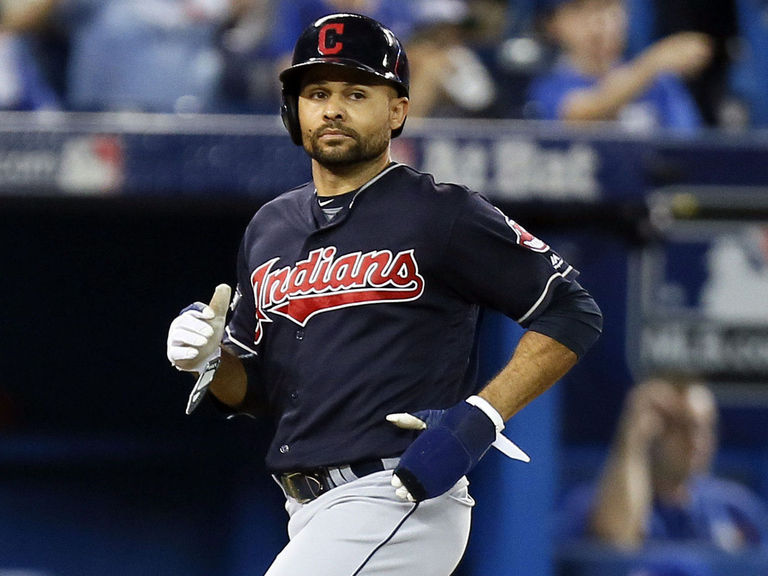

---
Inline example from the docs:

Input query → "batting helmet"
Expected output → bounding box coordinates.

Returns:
[279,13,410,145]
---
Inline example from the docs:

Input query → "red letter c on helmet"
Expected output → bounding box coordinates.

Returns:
[318,23,344,55]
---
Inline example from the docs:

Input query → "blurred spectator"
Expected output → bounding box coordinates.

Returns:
[215,0,276,113]
[466,0,514,44]
[482,0,554,119]
[651,0,742,128]
[51,0,233,113]
[526,0,712,133]
[559,376,768,553]
[0,0,60,110]
[405,0,498,118]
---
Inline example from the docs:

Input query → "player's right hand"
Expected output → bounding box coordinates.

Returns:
[387,399,497,502]
[167,284,231,374]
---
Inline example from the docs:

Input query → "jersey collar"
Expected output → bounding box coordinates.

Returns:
[308,162,403,228]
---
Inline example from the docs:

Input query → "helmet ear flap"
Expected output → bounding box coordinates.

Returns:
[280,91,302,146]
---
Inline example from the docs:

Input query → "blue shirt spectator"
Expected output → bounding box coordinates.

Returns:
[559,475,768,549]
[526,0,711,133]
[528,60,703,132]
[558,377,768,552]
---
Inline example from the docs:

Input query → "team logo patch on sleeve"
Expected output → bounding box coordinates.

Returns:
[496,208,550,253]
[249,247,425,344]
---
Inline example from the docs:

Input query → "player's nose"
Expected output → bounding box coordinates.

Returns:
[322,93,346,121]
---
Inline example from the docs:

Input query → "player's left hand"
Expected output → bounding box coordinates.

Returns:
[386,397,499,502]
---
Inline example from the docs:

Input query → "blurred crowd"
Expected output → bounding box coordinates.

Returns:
[3,0,768,131]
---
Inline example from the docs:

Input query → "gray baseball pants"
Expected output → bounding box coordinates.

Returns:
[265,471,474,575]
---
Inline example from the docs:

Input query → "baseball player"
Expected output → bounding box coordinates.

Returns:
[166,13,602,576]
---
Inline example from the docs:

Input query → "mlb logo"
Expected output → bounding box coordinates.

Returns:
[629,210,768,383]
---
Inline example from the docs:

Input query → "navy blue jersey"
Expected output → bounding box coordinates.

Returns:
[225,163,580,472]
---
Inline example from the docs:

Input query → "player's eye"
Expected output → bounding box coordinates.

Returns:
[348,90,366,100]
[302,86,327,99]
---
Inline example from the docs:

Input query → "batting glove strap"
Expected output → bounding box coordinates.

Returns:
[466,395,505,433]
[394,400,497,502]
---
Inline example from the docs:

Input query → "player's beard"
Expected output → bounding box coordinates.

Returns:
[305,123,390,168]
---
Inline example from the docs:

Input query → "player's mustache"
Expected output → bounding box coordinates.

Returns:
[316,124,358,139]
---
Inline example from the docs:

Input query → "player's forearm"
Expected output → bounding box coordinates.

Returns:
[208,347,248,408]
[478,330,577,422]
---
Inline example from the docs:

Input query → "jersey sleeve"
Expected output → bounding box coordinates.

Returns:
[526,279,602,358]
[215,236,269,417]
[223,237,259,357]
[442,191,580,327]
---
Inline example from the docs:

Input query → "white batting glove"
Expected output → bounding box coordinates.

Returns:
[167,284,231,374]
[386,412,426,501]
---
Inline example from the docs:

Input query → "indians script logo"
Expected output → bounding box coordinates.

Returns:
[249,247,425,344]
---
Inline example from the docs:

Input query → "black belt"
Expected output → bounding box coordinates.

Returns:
[276,458,400,504]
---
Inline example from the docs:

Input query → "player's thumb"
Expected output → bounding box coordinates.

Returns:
[207,283,232,318]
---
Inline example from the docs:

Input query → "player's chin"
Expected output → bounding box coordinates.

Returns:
[308,143,362,165]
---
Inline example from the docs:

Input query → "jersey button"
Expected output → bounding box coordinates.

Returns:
[279,444,290,454]
[290,391,299,401]
[295,329,304,340]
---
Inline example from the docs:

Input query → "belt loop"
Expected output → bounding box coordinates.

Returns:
[328,467,347,486]
[381,457,400,470]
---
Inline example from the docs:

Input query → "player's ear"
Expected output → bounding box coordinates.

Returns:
[390,96,409,132]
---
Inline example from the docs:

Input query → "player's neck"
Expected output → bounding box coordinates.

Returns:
[312,152,392,197]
